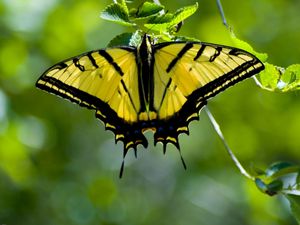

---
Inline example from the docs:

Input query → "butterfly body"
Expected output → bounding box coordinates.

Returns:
[36,34,264,159]
[136,34,155,119]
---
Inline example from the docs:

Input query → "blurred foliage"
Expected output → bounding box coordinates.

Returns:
[1,0,300,225]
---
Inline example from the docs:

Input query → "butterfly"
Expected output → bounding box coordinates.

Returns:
[36,34,264,176]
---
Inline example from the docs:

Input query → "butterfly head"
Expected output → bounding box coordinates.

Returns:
[137,34,153,64]
[140,34,152,49]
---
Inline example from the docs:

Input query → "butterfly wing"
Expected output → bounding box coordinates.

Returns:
[152,42,264,148]
[37,41,264,158]
[36,47,149,152]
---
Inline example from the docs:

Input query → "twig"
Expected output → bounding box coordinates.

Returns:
[205,107,254,180]
[252,76,264,88]
[216,0,229,28]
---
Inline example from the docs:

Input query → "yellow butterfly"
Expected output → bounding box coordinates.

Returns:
[36,34,264,175]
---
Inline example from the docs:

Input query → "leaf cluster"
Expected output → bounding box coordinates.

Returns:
[251,162,300,223]
[100,0,198,46]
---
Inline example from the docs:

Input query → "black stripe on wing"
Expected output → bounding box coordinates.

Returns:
[98,50,124,76]
[193,52,265,102]
[166,43,193,72]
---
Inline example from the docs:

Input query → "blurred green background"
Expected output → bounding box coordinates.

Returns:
[1,0,300,224]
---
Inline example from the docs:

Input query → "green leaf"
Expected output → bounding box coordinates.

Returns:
[255,178,268,192]
[147,12,174,24]
[249,164,266,177]
[282,190,300,196]
[286,195,300,224]
[265,162,300,179]
[254,161,300,198]
[256,63,300,92]
[230,35,268,62]
[171,3,198,26]
[144,3,198,33]
[256,63,281,91]
[281,64,300,91]
[267,180,283,194]
[136,2,164,18]
[107,32,135,47]
[119,0,129,15]
[107,31,141,48]
[100,3,135,27]
[128,30,142,47]
[255,178,283,196]
[129,8,138,17]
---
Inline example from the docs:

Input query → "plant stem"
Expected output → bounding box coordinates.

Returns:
[216,0,228,28]
[205,107,254,180]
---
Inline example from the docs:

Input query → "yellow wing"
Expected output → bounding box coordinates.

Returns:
[151,42,264,148]
[36,47,149,151]
[36,41,264,160]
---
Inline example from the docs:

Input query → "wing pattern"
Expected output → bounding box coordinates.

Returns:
[36,47,150,154]
[151,42,264,148]
[36,41,264,167]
